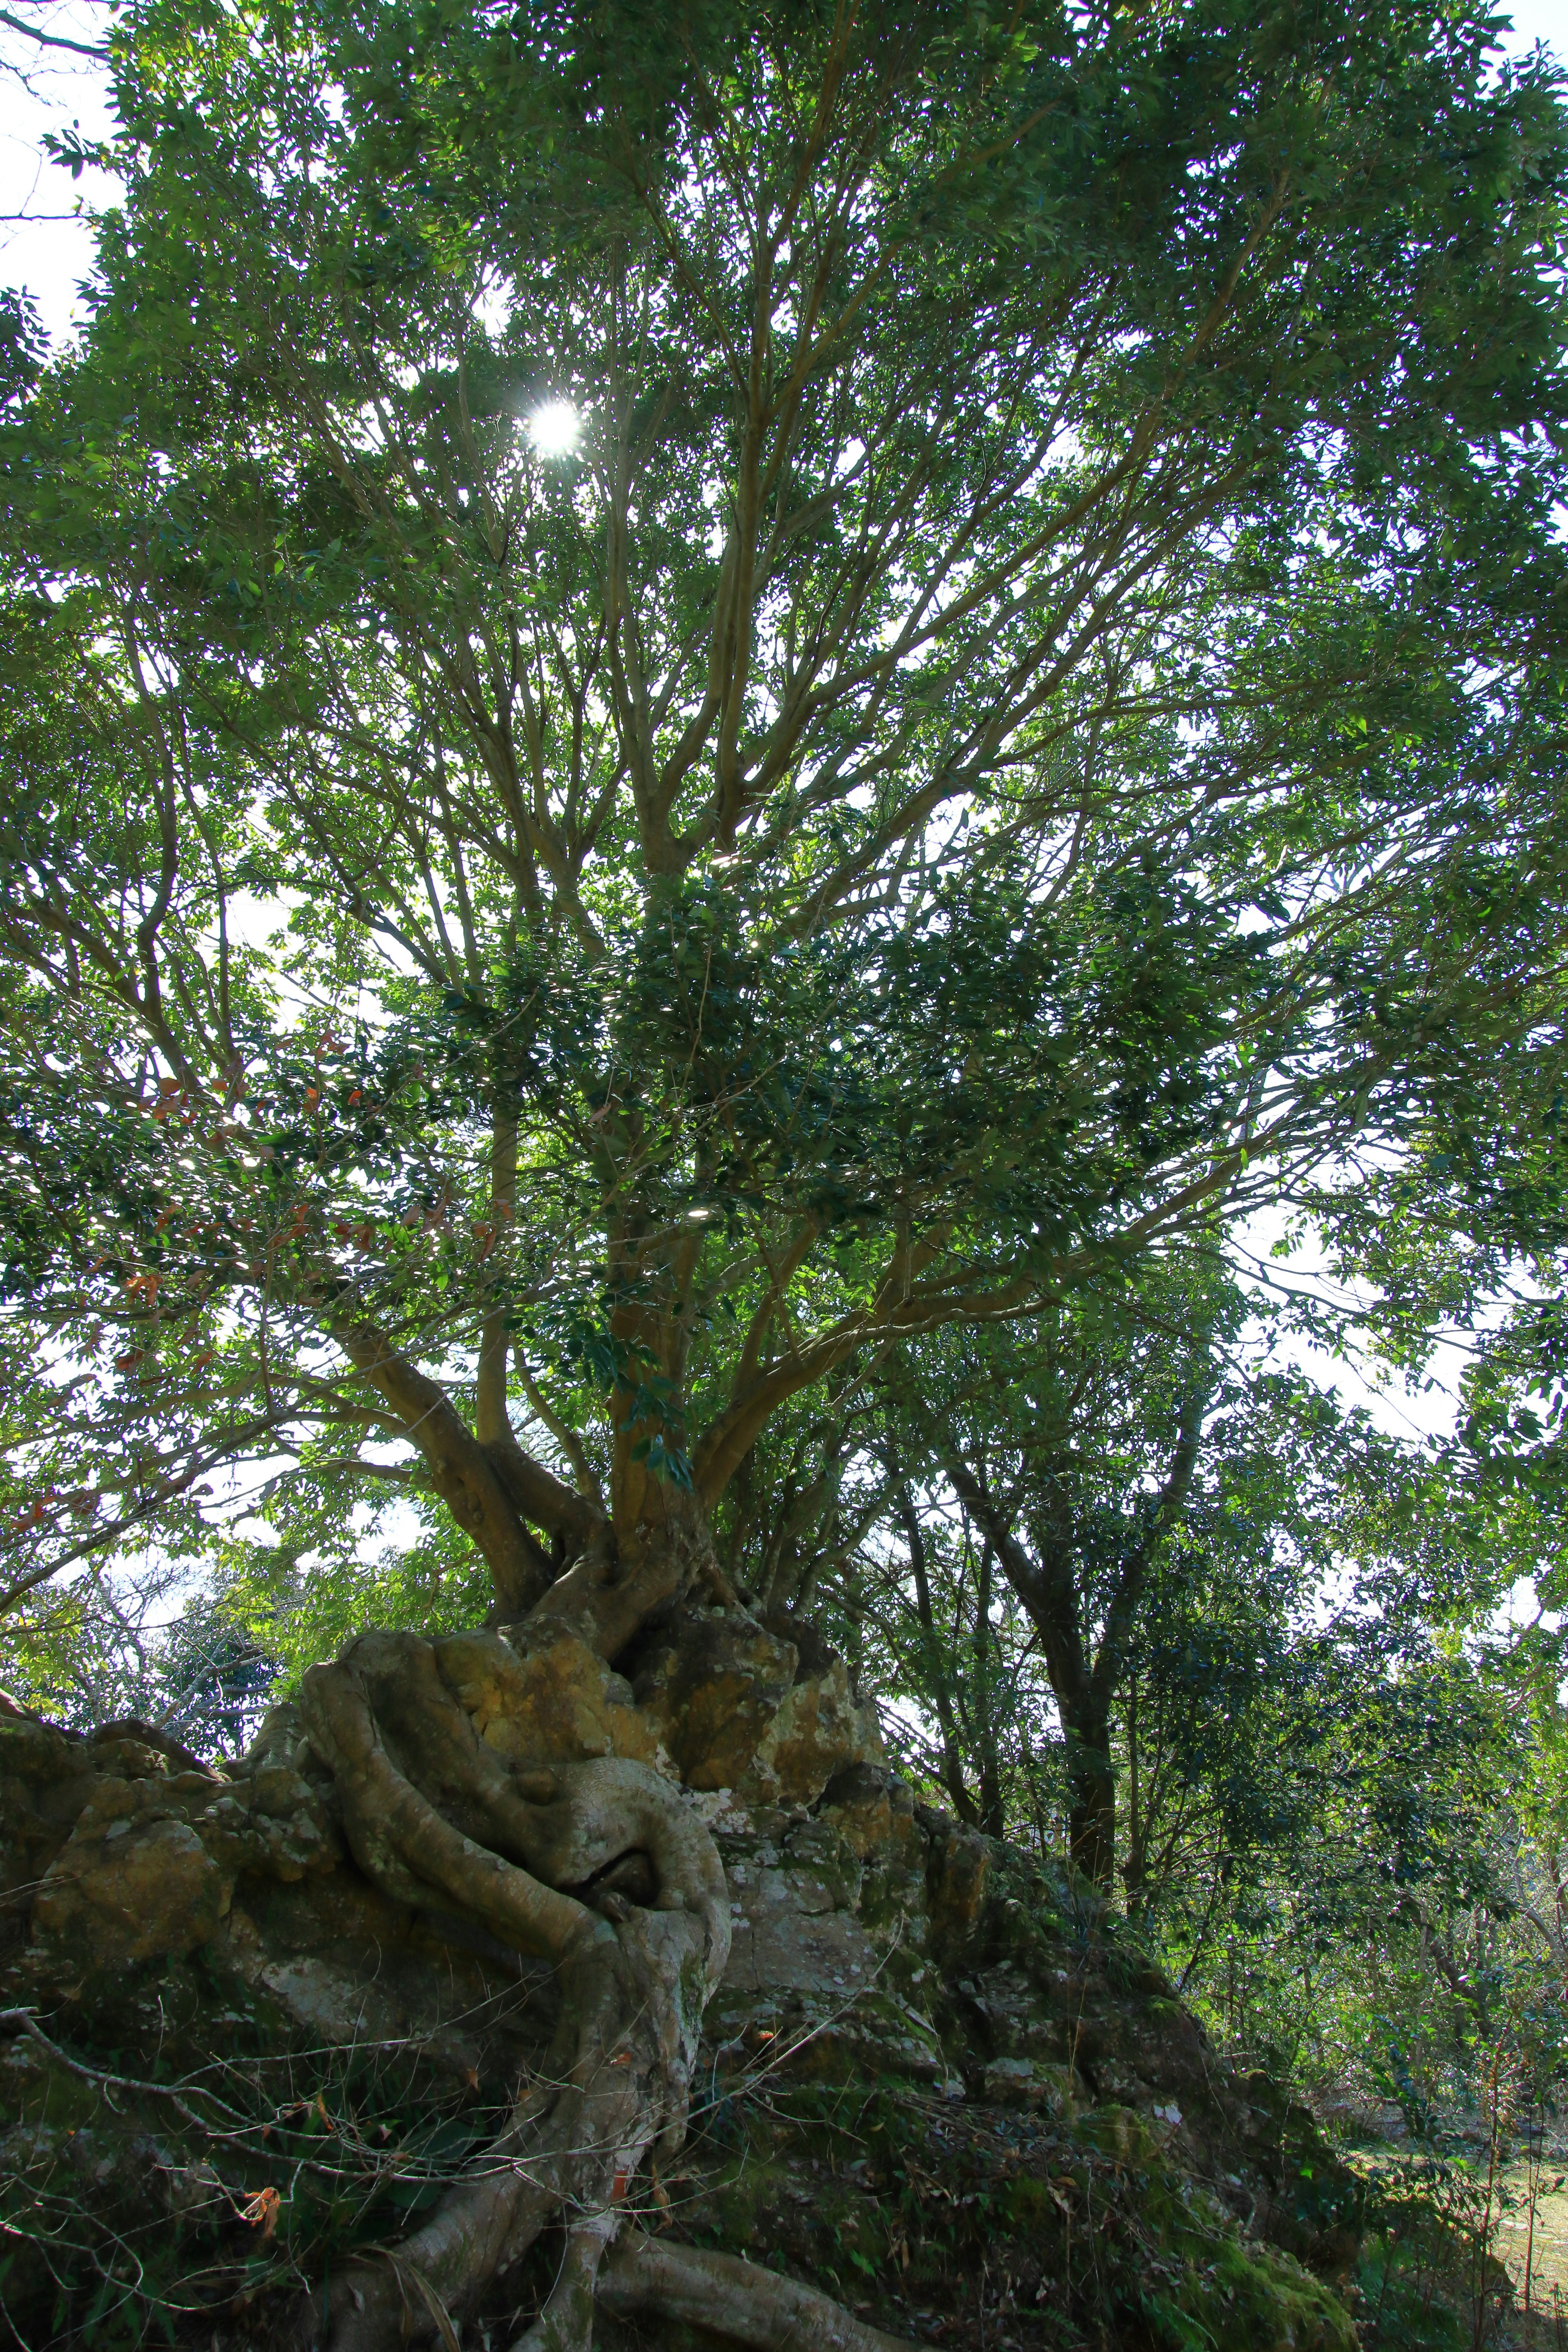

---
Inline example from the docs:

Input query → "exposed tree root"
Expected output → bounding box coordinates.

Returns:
[599,2234,920,2352]
[287,1614,915,2352]
[294,1626,736,2352]
[509,2221,614,2352]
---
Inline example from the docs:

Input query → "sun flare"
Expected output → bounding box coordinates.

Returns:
[526,399,581,457]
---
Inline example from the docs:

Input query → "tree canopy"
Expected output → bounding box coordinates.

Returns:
[2,0,1567,1631]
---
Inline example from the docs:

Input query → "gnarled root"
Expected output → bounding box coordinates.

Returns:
[599,2234,921,2352]
[296,1631,728,2352]
[509,2221,613,2352]
[292,1626,917,2352]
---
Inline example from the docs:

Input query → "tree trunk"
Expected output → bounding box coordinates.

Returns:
[1064,1703,1118,1895]
[1123,1671,1146,1917]
[190,1300,898,2352]
[291,1596,726,2352]
[936,1375,1212,1902]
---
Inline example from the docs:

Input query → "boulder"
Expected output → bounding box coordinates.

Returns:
[633,1612,798,1786]
[32,1806,226,1966]
[436,1626,670,1775]
[737,1657,884,1807]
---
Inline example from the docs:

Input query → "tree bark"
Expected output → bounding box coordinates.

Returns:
[1061,1699,1117,1893]
[600,2235,918,2352]
[332,1314,559,1612]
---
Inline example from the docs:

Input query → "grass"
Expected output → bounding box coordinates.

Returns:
[1487,2157,1568,2326]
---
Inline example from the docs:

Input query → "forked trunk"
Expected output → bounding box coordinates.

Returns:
[151,1305,903,2346]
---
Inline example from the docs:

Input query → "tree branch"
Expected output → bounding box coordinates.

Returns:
[330,1314,555,1611]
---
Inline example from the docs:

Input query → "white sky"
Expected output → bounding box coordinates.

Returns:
[1,2,118,336]
[1231,1203,1484,1446]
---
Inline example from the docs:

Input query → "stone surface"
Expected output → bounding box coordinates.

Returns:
[818,1760,897,1857]
[921,1808,992,1947]
[633,1612,798,1787]
[981,2054,1084,2114]
[737,1657,884,1807]
[31,1808,226,1964]
[194,1774,340,1883]
[437,1626,670,1775]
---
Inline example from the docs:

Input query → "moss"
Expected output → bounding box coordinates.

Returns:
[704,1984,953,2089]
[1006,2173,1069,2230]
[1027,2107,1356,2352]
[675,2054,1363,2352]
[1137,2227,1356,2352]
[1125,2155,1356,2352]
[856,1868,929,1938]
[976,1866,1085,1971]
[690,2151,795,2245]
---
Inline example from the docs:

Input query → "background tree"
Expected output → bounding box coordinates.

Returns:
[875,1260,1297,1889]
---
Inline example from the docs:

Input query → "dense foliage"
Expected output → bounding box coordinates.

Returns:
[2,0,1568,1609]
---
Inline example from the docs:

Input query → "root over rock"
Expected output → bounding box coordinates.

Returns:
[0,1606,1361,2352]
[281,1630,911,2352]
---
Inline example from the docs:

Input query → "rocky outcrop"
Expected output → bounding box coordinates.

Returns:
[437,1625,670,1776]
[0,1627,1361,2352]
[630,1609,884,1804]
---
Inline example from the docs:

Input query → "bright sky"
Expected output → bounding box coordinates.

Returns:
[1,3,117,336]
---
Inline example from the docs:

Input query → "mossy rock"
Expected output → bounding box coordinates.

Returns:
[1138,2229,1356,2352]
[0,1677,1370,2349]
[1055,2107,1356,2352]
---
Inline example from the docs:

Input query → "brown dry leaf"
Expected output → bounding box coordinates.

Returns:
[241,2186,280,2241]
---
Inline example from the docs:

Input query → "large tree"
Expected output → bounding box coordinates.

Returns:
[2,0,1568,2340]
